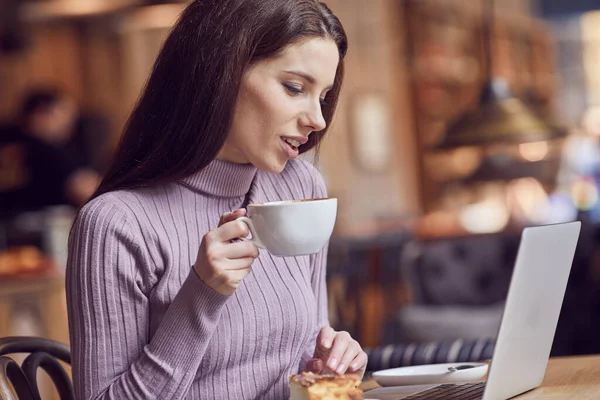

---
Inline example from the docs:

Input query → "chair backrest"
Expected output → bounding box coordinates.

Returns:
[400,234,518,306]
[0,337,73,400]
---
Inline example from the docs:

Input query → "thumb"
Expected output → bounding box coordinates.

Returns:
[304,358,324,374]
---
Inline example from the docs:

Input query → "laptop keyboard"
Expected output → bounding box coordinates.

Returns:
[400,382,485,399]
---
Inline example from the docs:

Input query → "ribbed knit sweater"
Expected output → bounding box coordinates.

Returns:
[66,159,329,400]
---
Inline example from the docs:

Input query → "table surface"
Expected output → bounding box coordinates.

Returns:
[516,355,600,398]
[361,355,600,399]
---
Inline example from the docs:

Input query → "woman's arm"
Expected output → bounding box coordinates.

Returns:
[66,197,230,400]
[310,242,330,334]
[296,162,368,376]
[297,164,330,371]
[309,164,330,330]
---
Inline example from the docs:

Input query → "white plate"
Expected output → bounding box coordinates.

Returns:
[372,362,488,387]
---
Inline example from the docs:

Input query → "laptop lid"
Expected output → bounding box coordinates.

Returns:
[482,221,581,400]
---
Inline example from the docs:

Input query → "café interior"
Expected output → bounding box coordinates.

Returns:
[2,0,600,398]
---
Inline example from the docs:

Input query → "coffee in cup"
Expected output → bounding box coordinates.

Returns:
[236,198,337,257]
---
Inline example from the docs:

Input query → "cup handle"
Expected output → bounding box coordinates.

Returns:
[235,216,266,249]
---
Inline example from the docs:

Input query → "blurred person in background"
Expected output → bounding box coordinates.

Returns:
[0,87,99,213]
[66,0,366,399]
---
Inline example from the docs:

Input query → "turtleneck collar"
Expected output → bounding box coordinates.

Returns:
[180,159,258,197]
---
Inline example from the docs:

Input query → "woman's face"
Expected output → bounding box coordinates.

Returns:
[218,37,340,173]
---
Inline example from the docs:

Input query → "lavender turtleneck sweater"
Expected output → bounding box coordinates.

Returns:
[66,159,329,400]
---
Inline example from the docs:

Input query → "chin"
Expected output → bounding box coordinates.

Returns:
[253,156,288,174]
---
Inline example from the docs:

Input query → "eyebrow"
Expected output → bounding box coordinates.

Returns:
[283,70,333,91]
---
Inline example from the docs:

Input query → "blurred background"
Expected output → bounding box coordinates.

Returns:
[3,0,600,395]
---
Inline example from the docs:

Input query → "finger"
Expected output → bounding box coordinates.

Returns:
[347,351,368,377]
[228,266,252,281]
[324,331,351,372]
[223,257,255,271]
[304,358,324,374]
[316,326,336,352]
[221,241,259,260]
[335,342,361,375]
[219,209,246,226]
[215,220,250,242]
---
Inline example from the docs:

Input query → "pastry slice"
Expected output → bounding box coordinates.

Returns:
[289,372,363,400]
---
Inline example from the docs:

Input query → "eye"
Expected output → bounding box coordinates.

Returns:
[283,82,303,96]
[320,90,331,107]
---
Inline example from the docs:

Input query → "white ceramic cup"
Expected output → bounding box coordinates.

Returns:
[236,198,337,257]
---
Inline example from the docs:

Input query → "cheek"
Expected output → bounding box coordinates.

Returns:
[244,85,295,136]
[263,100,298,142]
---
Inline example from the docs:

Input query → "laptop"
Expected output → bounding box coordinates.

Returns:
[367,221,581,400]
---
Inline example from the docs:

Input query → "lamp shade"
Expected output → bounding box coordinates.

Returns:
[462,154,559,184]
[435,78,566,149]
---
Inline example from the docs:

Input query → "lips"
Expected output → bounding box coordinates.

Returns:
[280,137,300,159]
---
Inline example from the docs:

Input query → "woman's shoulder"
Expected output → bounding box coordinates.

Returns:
[257,159,328,200]
[75,189,156,236]
[79,190,140,219]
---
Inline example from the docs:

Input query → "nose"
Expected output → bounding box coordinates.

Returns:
[301,100,327,132]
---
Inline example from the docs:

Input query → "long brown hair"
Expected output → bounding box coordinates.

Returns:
[92,0,347,198]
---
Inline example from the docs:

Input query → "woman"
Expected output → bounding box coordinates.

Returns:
[66,0,367,399]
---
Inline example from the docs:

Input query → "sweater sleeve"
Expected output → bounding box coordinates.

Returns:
[310,171,330,330]
[299,163,331,370]
[66,196,230,400]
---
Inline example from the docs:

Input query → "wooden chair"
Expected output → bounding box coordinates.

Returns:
[0,337,73,400]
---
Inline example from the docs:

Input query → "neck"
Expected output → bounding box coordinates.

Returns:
[180,159,257,197]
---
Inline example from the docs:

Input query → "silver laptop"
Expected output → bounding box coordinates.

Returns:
[368,221,581,400]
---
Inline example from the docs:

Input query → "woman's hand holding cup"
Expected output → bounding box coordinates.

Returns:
[194,209,259,295]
